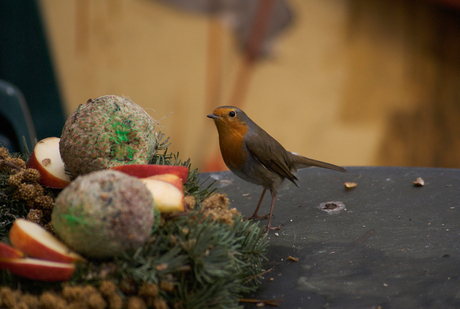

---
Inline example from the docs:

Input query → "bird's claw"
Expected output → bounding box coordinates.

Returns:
[263,224,284,234]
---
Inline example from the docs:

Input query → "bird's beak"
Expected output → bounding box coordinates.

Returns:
[207,113,221,120]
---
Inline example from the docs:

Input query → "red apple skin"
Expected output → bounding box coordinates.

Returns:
[144,174,183,191]
[9,219,84,263]
[0,258,75,281]
[0,242,24,259]
[26,137,71,189]
[111,164,189,184]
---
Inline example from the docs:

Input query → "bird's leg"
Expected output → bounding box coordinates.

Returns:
[264,190,282,233]
[245,188,270,220]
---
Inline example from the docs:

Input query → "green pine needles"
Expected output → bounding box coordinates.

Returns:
[83,214,268,308]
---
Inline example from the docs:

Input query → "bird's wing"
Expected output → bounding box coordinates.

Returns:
[245,129,298,184]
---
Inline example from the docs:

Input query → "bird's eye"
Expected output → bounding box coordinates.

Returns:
[229,111,236,117]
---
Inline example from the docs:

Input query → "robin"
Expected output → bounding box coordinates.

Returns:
[207,106,346,232]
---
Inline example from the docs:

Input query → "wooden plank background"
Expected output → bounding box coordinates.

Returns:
[38,0,460,169]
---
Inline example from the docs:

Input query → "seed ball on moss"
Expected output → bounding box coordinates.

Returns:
[60,95,157,178]
[52,170,154,259]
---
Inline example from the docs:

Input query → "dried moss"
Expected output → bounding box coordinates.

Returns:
[199,193,240,226]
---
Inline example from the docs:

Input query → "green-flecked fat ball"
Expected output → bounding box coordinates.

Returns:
[60,95,156,178]
[52,170,154,259]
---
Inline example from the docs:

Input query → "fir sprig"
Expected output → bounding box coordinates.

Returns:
[67,212,268,308]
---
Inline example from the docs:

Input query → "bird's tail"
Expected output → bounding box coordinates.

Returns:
[289,152,347,173]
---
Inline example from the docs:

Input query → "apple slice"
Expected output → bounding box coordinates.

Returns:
[0,242,23,259]
[141,178,185,213]
[144,173,183,191]
[0,258,75,281]
[26,137,71,189]
[111,164,189,184]
[9,219,84,263]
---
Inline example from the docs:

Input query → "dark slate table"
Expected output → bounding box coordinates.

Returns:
[200,167,460,308]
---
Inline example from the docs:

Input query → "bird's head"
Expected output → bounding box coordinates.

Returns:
[207,106,250,137]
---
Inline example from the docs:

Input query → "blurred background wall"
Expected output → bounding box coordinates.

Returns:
[2,0,460,170]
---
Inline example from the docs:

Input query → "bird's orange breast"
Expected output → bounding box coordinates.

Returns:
[215,120,249,172]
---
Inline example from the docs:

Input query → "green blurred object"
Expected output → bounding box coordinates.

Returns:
[0,80,36,152]
[0,0,65,145]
